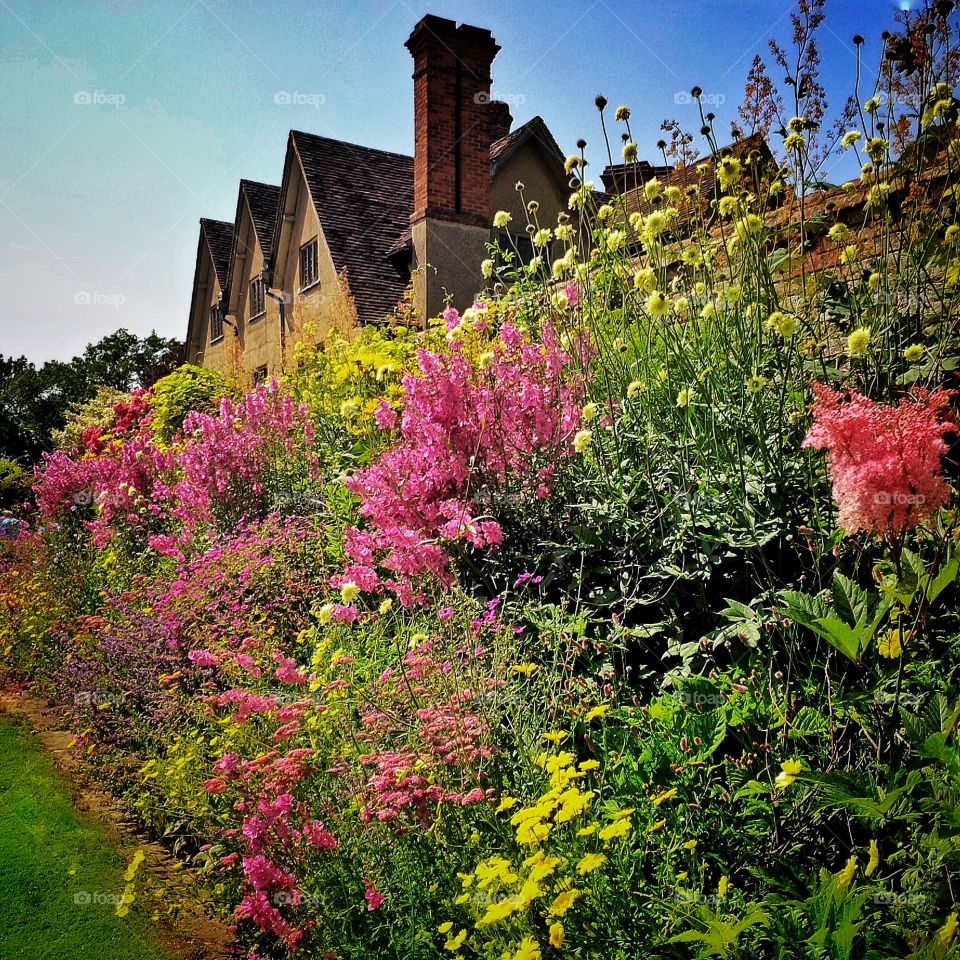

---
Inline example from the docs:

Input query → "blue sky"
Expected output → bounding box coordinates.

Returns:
[0,0,908,363]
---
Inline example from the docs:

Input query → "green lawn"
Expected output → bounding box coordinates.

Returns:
[0,715,177,960]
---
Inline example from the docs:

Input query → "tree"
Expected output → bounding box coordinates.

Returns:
[0,329,182,464]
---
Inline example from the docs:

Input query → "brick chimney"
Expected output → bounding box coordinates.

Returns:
[489,99,513,143]
[406,15,500,320]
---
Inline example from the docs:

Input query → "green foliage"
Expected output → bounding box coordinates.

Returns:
[149,364,228,443]
[0,458,31,510]
[50,386,128,454]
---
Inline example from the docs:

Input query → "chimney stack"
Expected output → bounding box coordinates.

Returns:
[406,15,501,320]
[489,99,513,143]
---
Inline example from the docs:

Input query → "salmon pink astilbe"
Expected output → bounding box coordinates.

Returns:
[341,323,587,603]
[803,382,957,534]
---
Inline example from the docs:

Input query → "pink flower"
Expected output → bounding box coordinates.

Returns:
[365,882,385,911]
[373,400,398,431]
[803,383,956,534]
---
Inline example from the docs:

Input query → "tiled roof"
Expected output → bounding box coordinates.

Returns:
[242,180,281,262]
[290,131,415,325]
[619,131,777,228]
[490,116,565,176]
[200,218,234,290]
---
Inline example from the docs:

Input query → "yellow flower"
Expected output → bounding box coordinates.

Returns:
[682,839,697,850]
[652,788,677,806]
[573,429,593,454]
[877,628,906,659]
[549,922,565,948]
[548,888,581,916]
[623,141,638,162]
[378,598,392,615]
[775,759,802,789]
[634,267,656,292]
[847,327,871,357]
[904,344,924,363]
[527,856,561,884]
[577,823,598,836]
[512,935,541,960]
[438,922,453,934]
[532,228,553,248]
[576,852,607,874]
[481,258,494,279]
[585,704,610,722]
[836,855,858,890]
[542,730,568,744]
[340,581,360,604]
[864,96,881,114]
[841,130,862,148]
[496,796,520,814]
[648,819,666,832]
[578,759,600,772]
[747,375,767,395]
[646,290,669,319]
[516,819,551,845]
[493,210,512,229]
[717,156,741,191]
[644,177,662,201]
[676,387,694,408]
[839,244,858,266]
[627,379,643,398]
[511,663,538,676]
[718,875,730,898]
[865,839,880,878]
[828,223,849,243]
[581,402,598,422]
[598,817,632,841]
[946,224,960,244]
[444,928,467,951]
[718,195,738,217]
[936,912,958,949]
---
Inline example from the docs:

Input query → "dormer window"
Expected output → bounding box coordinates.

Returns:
[210,303,224,342]
[249,276,265,319]
[299,238,319,289]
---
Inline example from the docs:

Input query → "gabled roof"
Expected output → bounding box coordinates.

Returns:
[186,218,235,358]
[201,218,235,290]
[284,130,415,324]
[490,116,565,178]
[242,180,281,261]
[225,180,281,305]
